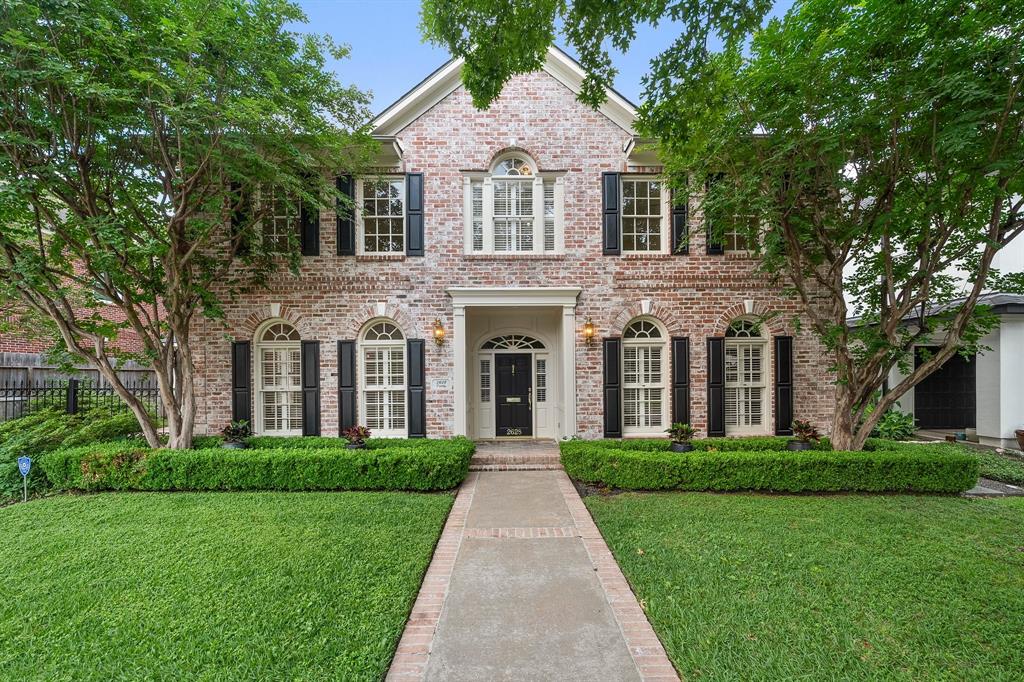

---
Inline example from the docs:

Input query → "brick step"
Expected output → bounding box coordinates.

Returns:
[469,463,564,471]
[470,453,562,465]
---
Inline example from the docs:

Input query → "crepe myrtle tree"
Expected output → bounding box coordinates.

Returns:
[423,0,1024,450]
[0,0,375,448]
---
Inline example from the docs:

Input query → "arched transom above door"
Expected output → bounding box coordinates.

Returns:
[481,334,546,350]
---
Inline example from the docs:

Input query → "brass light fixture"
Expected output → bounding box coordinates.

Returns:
[582,318,596,345]
[432,319,446,346]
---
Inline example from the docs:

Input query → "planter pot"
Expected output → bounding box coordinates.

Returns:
[1016,429,1024,451]
[222,441,248,450]
[786,440,813,451]
[346,442,366,450]
[966,428,978,443]
[670,442,694,453]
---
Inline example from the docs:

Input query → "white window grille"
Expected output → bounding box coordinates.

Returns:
[724,320,767,433]
[256,322,302,435]
[622,319,667,434]
[361,321,407,436]
[536,358,547,402]
[360,178,405,254]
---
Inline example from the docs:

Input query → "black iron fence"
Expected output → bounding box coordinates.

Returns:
[0,378,162,423]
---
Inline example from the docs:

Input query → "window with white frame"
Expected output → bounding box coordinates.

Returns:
[723,215,756,251]
[465,154,563,254]
[622,319,668,434]
[261,187,300,252]
[725,319,767,433]
[359,178,405,254]
[621,178,667,253]
[361,321,407,436]
[256,322,303,435]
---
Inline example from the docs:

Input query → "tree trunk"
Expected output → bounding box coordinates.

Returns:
[830,383,858,451]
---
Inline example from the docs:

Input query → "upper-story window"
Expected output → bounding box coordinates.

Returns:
[621,177,669,254]
[263,187,300,252]
[464,153,563,255]
[358,177,405,254]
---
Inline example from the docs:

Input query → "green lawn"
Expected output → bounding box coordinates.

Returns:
[0,491,453,681]
[586,492,1024,680]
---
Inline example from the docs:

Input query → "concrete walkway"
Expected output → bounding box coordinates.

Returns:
[387,447,677,681]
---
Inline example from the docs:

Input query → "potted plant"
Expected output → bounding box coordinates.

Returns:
[787,419,821,451]
[666,422,696,452]
[221,420,251,449]
[342,425,371,450]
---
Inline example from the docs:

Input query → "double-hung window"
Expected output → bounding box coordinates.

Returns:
[465,154,563,255]
[622,319,668,434]
[621,177,668,254]
[256,186,300,253]
[359,178,405,254]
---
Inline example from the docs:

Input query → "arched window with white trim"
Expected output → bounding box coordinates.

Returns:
[255,321,302,435]
[622,318,668,434]
[725,319,768,434]
[360,320,407,437]
[465,153,564,255]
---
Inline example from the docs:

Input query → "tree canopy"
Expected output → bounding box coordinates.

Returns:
[0,0,375,447]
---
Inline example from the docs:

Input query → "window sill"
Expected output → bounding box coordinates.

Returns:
[620,252,674,259]
[463,253,566,260]
[356,253,407,262]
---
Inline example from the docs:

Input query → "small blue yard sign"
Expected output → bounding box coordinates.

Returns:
[17,456,31,502]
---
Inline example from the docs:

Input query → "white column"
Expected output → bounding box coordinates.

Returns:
[561,304,577,438]
[452,304,468,436]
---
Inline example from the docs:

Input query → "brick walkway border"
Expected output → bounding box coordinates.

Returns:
[386,472,478,680]
[555,472,679,681]
[386,469,679,681]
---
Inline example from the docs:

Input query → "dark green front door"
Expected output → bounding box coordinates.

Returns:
[495,353,532,437]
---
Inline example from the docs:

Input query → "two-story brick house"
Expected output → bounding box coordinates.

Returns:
[191,47,834,441]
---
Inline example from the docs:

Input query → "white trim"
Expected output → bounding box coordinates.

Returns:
[355,176,406,256]
[621,317,669,436]
[620,175,670,255]
[252,319,303,437]
[371,46,637,137]
[447,287,582,308]
[358,319,408,438]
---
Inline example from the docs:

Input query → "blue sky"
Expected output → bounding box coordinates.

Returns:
[294,0,794,116]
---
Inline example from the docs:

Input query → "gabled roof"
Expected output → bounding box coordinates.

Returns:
[371,45,639,137]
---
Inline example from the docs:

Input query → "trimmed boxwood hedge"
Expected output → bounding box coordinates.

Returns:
[560,439,978,493]
[42,437,474,493]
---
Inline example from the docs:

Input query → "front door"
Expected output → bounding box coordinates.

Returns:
[495,353,533,437]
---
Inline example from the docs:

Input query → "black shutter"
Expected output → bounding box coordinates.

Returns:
[671,337,690,425]
[602,172,621,255]
[230,341,251,424]
[407,339,426,437]
[774,336,794,436]
[338,340,357,432]
[603,338,622,437]
[229,182,251,256]
[300,198,320,256]
[705,174,724,255]
[336,175,355,256]
[707,337,726,436]
[301,340,321,436]
[671,190,689,255]
[405,173,424,257]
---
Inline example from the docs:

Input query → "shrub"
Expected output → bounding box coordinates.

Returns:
[575,436,832,453]
[560,439,977,493]
[42,437,474,493]
[873,410,917,440]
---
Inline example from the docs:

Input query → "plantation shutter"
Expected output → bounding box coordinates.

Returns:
[229,182,251,256]
[707,337,726,436]
[671,337,690,425]
[405,173,425,257]
[299,196,320,256]
[705,174,724,255]
[336,175,355,256]
[602,172,621,255]
[603,337,623,437]
[407,338,426,437]
[338,340,357,433]
[300,340,321,436]
[671,190,689,255]
[774,335,794,436]
[230,340,252,424]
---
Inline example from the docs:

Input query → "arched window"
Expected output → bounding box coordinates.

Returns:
[360,320,407,437]
[255,321,302,435]
[466,153,563,254]
[622,318,668,434]
[725,319,767,434]
[481,334,545,350]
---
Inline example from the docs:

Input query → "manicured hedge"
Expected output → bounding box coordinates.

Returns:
[42,437,474,493]
[560,439,978,493]
[572,436,831,453]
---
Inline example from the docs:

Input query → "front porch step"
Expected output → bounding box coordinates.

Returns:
[470,440,563,471]
[470,463,563,471]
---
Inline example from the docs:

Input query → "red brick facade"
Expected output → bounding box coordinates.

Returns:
[191,56,834,439]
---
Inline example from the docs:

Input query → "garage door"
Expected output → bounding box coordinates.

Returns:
[914,347,976,429]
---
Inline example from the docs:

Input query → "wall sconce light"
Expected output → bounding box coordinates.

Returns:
[583,318,596,346]
[432,319,446,346]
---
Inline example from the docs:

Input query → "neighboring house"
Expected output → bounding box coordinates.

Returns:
[191,47,835,440]
[885,292,1024,449]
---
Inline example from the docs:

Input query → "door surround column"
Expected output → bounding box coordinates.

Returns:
[452,304,467,436]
